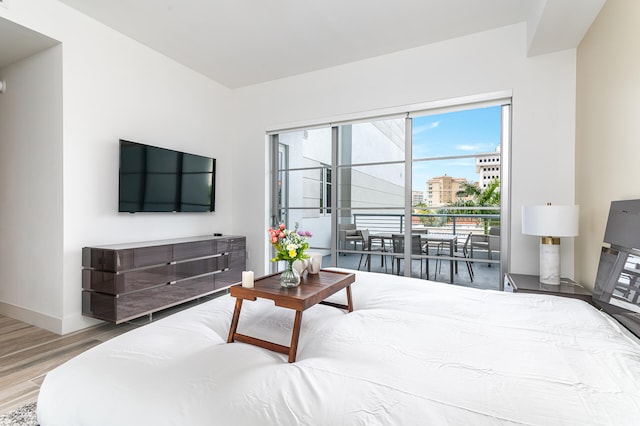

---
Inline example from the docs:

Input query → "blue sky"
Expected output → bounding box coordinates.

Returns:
[411,106,501,193]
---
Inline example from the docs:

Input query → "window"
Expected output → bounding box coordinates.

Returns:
[270,128,332,272]
[320,164,332,214]
[270,95,510,289]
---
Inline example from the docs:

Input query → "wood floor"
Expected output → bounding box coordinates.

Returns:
[0,294,224,416]
[0,314,140,415]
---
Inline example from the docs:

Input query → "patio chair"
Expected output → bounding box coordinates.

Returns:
[436,233,474,281]
[357,229,387,272]
[470,226,500,266]
[420,229,444,257]
[391,234,424,278]
[338,224,364,252]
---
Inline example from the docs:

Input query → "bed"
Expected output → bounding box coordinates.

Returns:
[37,269,640,425]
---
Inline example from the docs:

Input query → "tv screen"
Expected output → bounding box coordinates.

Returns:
[118,140,215,212]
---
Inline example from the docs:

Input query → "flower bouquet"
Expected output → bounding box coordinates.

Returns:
[268,223,312,287]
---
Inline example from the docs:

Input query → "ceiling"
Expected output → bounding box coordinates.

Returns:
[3,0,606,89]
[0,18,59,69]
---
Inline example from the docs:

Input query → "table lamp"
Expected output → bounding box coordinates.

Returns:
[522,203,579,285]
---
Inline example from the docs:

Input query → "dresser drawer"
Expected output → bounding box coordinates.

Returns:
[174,255,224,280]
[82,276,216,323]
[132,245,173,269]
[215,268,242,290]
[216,237,246,254]
[82,245,172,272]
[173,240,216,261]
[82,264,174,295]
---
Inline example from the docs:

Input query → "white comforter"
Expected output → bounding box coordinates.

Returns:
[38,269,640,425]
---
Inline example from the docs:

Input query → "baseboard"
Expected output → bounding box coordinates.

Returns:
[60,313,102,335]
[0,301,62,334]
[0,302,105,335]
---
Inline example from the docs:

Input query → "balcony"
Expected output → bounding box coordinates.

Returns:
[333,211,501,290]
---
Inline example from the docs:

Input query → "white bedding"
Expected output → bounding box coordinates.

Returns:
[38,269,640,425]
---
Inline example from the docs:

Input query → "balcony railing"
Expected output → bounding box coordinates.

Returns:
[352,211,500,236]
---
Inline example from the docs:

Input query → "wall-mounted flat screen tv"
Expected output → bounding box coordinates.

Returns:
[118,139,216,213]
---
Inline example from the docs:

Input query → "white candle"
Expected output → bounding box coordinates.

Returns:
[241,271,254,288]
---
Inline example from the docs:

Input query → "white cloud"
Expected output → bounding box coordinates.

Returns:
[413,121,440,135]
[456,144,480,151]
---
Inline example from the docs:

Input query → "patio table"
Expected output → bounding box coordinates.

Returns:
[367,233,458,283]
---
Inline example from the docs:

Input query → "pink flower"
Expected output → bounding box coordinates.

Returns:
[278,232,285,238]
[271,236,278,243]
[279,223,286,230]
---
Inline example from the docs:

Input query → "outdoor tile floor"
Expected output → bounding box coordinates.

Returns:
[329,251,502,291]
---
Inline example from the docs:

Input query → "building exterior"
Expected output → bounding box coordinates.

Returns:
[476,146,501,189]
[426,175,468,207]
[412,190,424,206]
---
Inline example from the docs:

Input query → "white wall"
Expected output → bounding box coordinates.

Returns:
[576,0,640,290]
[0,2,580,333]
[0,45,63,328]
[0,0,234,333]
[232,23,578,279]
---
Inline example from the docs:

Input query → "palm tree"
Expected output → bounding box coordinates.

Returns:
[453,179,500,233]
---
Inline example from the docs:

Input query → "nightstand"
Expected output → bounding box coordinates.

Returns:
[504,273,593,304]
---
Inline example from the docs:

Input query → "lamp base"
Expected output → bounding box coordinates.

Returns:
[539,237,560,285]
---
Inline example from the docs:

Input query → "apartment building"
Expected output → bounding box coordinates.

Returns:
[476,146,501,189]
[426,175,468,207]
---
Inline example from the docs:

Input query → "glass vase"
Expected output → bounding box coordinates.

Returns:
[280,260,301,288]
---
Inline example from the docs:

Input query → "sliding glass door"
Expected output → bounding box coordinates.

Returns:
[334,118,406,274]
[270,128,333,272]
[411,105,504,288]
[270,98,510,289]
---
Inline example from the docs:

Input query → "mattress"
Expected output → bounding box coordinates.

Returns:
[37,269,640,425]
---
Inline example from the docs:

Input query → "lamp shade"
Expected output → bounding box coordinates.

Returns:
[522,205,579,237]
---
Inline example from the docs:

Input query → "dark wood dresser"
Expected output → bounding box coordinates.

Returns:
[82,235,245,323]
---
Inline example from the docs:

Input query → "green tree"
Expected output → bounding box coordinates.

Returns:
[413,203,446,227]
[452,179,500,233]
